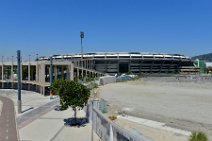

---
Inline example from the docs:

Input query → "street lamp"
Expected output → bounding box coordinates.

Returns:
[11,56,14,82]
[17,50,22,113]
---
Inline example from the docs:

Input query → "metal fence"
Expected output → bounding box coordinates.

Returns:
[86,100,153,141]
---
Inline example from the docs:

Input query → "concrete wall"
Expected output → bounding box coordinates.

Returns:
[0,81,50,95]
[99,76,116,85]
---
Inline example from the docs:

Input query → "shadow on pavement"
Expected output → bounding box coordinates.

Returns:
[54,105,62,111]
[21,107,34,113]
[64,117,88,127]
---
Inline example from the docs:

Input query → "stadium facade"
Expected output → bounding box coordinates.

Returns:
[40,52,197,74]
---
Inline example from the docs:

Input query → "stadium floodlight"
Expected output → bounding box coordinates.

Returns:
[80,31,84,39]
[80,31,84,60]
[80,31,85,70]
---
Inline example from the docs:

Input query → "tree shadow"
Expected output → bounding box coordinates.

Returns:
[54,105,88,127]
[64,117,88,127]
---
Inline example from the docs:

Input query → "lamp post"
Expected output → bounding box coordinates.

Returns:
[2,56,4,80]
[17,50,22,113]
[80,31,84,80]
[28,55,31,81]
[11,56,14,81]
[80,31,85,67]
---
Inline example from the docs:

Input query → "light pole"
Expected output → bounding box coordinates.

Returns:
[17,50,22,113]
[91,100,94,141]
[2,56,4,80]
[11,56,14,81]
[80,31,85,67]
[80,31,84,80]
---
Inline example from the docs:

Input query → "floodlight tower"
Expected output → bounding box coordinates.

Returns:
[80,31,85,69]
[80,31,84,60]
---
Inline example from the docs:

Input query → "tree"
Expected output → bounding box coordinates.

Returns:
[189,131,208,141]
[51,79,90,124]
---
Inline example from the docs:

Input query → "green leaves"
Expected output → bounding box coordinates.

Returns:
[50,79,91,111]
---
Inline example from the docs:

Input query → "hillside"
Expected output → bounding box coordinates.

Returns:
[192,53,212,62]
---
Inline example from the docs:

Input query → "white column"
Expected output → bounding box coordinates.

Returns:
[54,66,57,79]
[36,64,39,82]
[77,68,79,78]
[39,63,45,84]
[61,66,64,79]
[67,64,74,80]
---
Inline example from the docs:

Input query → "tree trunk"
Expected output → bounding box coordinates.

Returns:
[74,107,77,124]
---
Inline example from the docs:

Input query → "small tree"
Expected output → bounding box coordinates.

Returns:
[189,131,208,141]
[51,79,90,124]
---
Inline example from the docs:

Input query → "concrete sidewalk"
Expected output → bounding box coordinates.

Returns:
[19,107,100,141]
[0,89,51,117]
[0,90,100,141]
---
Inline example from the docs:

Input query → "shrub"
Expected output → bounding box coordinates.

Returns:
[189,131,208,141]
[108,115,117,121]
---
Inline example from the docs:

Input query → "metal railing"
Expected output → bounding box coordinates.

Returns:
[86,100,153,141]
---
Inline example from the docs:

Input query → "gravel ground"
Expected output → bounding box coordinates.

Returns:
[99,77,212,140]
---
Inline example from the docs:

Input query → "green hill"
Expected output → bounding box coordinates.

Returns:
[192,53,212,62]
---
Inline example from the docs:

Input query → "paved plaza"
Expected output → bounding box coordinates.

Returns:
[0,89,99,141]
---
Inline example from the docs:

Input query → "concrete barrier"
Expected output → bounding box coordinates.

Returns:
[99,76,116,85]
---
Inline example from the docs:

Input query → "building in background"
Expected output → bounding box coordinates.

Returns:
[194,59,206,73]
[40,52,197,75]
[206,62,212,74]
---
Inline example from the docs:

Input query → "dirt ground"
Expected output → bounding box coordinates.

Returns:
[98,77,212,141]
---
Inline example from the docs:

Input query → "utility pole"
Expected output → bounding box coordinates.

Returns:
[17,50,22,113]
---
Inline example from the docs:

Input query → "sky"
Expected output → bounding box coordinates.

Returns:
[0,0,212,60]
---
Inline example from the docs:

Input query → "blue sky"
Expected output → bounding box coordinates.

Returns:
[0,0,211,60]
